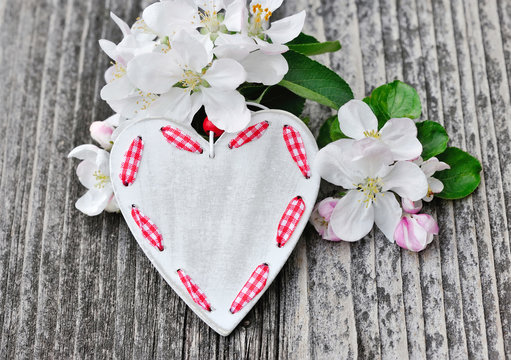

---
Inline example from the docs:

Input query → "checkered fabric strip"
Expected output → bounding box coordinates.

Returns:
[283,125,311,178]
[119,136,144,186]
[131,206,164,251]
[177,269,212,311]
[228,121,270,149]
[161,126,203,154]
[276,196,306,248]
[230,264,269,314]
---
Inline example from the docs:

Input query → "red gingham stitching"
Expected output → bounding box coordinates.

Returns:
[228,121,269,149]
[120,136,144,186]
[161,126,203,154]
[276,196,306,248]
[230,264,269,314]
[177,269,212,312]
[131,206,164,251]
[283,125,311,178]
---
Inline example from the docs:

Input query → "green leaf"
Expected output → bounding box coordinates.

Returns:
[317,115,348,148]
[416,121,449,160]
[363,80,422,128]
[238,83,268,101]
[287,33,320,44]
[287,33,341,56]
[260,85,306,117]
[279,51,354,109]
[434,147,482,200]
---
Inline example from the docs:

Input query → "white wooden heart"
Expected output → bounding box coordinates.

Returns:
[110,110,320,336]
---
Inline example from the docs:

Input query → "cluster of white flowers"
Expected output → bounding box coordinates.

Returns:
[101,0,305,132]
[311,100,449,252]
[69,0,305,216]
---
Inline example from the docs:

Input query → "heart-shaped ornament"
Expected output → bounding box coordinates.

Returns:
[110,110,320,336]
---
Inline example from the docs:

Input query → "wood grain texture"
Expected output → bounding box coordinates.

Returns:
[0,0,510,359]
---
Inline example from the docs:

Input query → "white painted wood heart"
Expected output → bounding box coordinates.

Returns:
[110,110,320,336]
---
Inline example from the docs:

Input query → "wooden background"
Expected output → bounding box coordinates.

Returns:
[1,0,510,358]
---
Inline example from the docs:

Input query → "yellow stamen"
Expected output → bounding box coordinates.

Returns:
[356,177,384,207]
[250,3,272,31]
[363,129,381,139]
[93,170,110,189]
[109,62,126,82]
[134,91,158,112]
[181,70,202,91]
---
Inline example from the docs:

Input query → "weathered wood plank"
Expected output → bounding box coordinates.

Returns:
[414,1,450,358]
[395,1,428,357]
[476,0,511,356]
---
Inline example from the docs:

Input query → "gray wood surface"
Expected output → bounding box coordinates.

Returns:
[0,0,510,358]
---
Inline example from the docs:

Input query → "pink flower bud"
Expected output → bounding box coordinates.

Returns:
[394,213,438,252]
[402,198,423,214]
[310,197,342,241]
[90,120,115,150]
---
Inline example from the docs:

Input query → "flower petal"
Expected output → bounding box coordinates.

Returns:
[223,0,246,32]
[421,157,450,177]
[338,100,378,140]
[428,177,444,194]
[76,160,99,189]
[413,214,439,235]
[317,197,339,221]
[143,0,198,36]
[264,10,305,45]
[110,12,131,37]
[99,39,118,61]
[202,88,251,132]
[352,138,394,177]
[214,33,258,61]
[314,139,362,188]
[254,38,289,54]
[329,190,375,242]
[239,51,288,85]
[401,198,423,214]
[379,118,422,161]
[382,161,428,201]
[373,192,402,242]
[100,75,135,102]
[75,189,112,217]
[324,224,342,241]
[171,31,213,73]
[148,88,193,123]
[105,195,120,213]
[68,144,101,161]
[203,58,246,90]
[127,53,181,94]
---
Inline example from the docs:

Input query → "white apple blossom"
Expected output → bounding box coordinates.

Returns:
[315,139,428,242]
[394,213,439,252]
[68,145,118,216]
[246,1,305,48]
[337,100,423,161]
[214,33,289,85]
[143,0,245,42]
[99,13,160,119]
[416,157,450,201]
[213,1,305,85]
[401,156,450,211]
[127,30,250,132]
